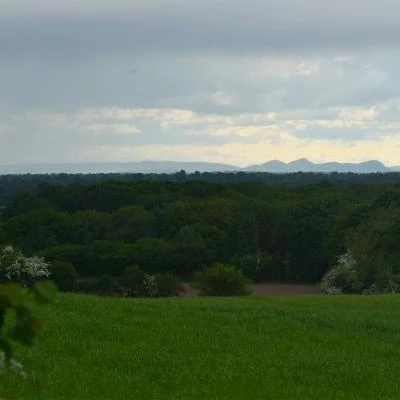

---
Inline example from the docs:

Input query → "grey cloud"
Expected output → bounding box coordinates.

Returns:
[2,51,400,115]
[2,0,400,165]
[2,0,400,60]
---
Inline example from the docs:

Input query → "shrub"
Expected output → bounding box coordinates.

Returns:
[154,272,182,297]
[76,277,98,294]
[141,274,158,298]
[119,267,181,297]
[119,265,145,286]
[0,245,50,287]
[361,284,382,295]
[193,263,251,296]
[234,253,279,282]
[49,261,78,292]
[97,274,117,294]
[371,268,400,294]
[320,252,364,294]
[321,251,400,295]
[119,265,148,297]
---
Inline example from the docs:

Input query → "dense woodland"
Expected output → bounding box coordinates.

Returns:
[2,171,400,205]
[1,172,400,286]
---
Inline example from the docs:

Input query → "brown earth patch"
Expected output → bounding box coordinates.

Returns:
[250,283,320,296]
[180,283,320,297]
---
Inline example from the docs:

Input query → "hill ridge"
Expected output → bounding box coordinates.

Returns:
[0,159,396,174]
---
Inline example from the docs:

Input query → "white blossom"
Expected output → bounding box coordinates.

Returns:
[320,251,363,295]
[142,274,159,297]
[337,252,356,268]
[0,246,50,287]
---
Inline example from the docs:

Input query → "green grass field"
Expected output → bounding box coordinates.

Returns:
[2,294,400,399]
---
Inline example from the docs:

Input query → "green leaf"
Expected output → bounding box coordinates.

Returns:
[9,306,41,347]
[0,338,13,360]
[32,281,58,305]
[0,309,5,329]
[0,283,25,308]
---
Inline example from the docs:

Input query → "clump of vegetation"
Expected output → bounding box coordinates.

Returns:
[97,274,118,295]
[119,265,147,297]
[193,263,251,296]
[322,207,400,295]
[140,274,159,297]
[320,252,364,294]
[233,252,278,282]
[7,177,400,288]
[154,272,183,297]
[76,277,97,294]
[321,251,400,295]
[0,246,57,375]
[0,281,57,376]
[119,266,181,297]
[49,261,78,292]
[0,246,50,287]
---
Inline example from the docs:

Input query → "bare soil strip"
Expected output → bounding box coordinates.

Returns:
[181,283,320,297]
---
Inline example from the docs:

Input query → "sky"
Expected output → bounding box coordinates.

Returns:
[2,0,400,167]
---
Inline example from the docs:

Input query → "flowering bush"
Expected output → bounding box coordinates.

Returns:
[321,251,400,295]
[321,252,365,294]
[0,246,50,287]
[142,274,159,297]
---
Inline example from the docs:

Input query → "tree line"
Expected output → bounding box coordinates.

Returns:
[1,177,400,284]
[2,170,400,206]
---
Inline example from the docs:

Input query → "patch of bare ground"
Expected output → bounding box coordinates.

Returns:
[180,283,320,297]
[250,283,320,296]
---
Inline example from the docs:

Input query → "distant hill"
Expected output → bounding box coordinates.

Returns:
[0,159,397,175]
[245,159,392,173]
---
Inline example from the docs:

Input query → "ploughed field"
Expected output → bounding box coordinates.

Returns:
[3,294,400,399]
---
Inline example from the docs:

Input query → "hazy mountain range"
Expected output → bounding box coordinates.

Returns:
[243,159,398,173]
[0,159,399,175]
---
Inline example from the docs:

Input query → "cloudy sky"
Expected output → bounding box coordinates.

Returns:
[2,0,400,166]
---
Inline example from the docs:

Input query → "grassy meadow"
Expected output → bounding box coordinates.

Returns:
[2,294,400,399]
